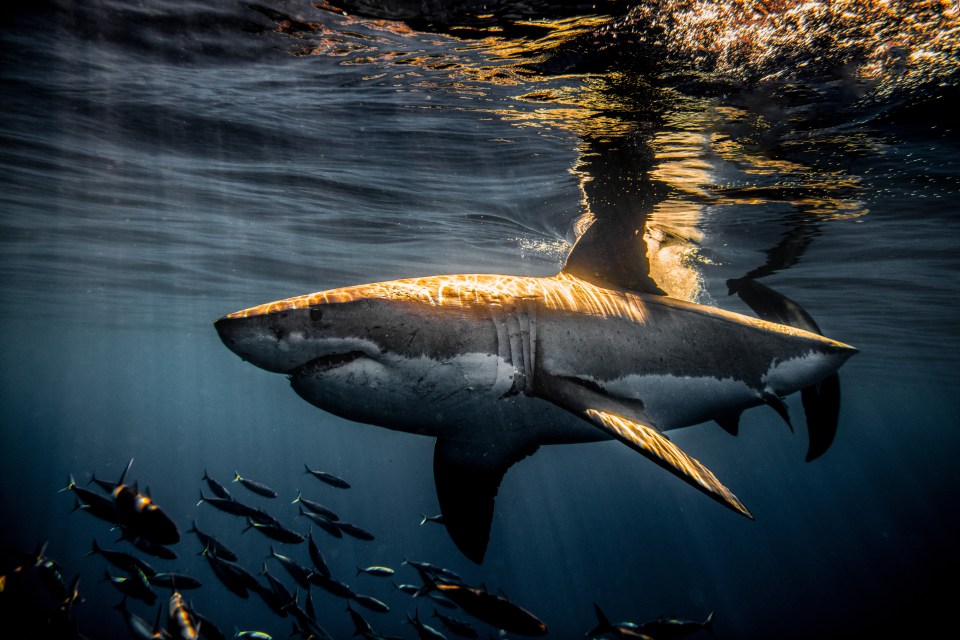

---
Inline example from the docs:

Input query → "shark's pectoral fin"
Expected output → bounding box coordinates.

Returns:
[534,374,752,519]
[583,409,753,519]
[761,390,793,432]
[433,438,538,564]
[801,373,840,462]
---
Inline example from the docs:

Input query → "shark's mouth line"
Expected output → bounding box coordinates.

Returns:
[291,351,366,377]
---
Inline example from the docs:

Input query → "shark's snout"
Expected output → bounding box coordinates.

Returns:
[214,312,306,374]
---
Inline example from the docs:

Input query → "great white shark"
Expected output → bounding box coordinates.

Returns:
[214,226,857,563]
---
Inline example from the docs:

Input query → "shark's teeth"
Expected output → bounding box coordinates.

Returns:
[293,351,366,377]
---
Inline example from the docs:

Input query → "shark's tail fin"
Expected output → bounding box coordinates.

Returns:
[728,276,842,461]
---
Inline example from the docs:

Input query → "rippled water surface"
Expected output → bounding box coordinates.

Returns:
[2,1,959,638]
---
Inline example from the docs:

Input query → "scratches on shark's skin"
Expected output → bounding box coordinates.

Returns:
[404,328,419,353]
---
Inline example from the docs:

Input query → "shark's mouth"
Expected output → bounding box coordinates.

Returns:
[291,351,366,378]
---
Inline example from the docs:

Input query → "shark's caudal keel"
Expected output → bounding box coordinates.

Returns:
[215,272,856,563]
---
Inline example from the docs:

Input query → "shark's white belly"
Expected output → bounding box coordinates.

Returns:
[598,373,759,429]
[292,349,604,445]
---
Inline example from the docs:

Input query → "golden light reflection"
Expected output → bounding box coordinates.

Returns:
[226,272,647,323]
[249,1,956,305]
[585,408,752,518]
[225,270,855,352]
[169,592,200,640]
[629,0,959,96]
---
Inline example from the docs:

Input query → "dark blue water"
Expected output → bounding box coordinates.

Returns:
[2,1,959,638]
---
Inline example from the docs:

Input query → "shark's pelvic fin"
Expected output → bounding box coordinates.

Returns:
[728,276,841,461]
[433,438,538,564]
[715,411,741,436]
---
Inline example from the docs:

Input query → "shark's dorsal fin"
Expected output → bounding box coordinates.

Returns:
[561,216,666,295]
[433,438,538,564]
[533,372,752,519]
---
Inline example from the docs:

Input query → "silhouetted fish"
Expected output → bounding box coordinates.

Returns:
[233,471,278,498]
[337,521,374,541]
[198,492,276,524]
[432,607,479,639]
[243,518,304,544]
[102,567,156,605]
[284,595,333,640]
[88,471,118,494]
[187,520,238,562]
[202,470,233,500]
[62,475,119,525]
[149,573,202,590]
[168,590,200,640]
[306,530,331,578]
[110,460,180,545]
[357,565,395,577]
[417,576,547,637]
[296,506,342,539]
[126,536,177,560]
[393,581,420,596]
[292,491,339,521]
[308,572,355,599]
[61,574,83,622]
[86,539,156,577]
[406,608,447,640]
[113,596,162,639]
[587,604,653,639]
[193,610,227,640]
[258,563,293,618]
[303,464,350,489]
[305,588,318,621]
[269,547,311,588]
[201,549,258,599]
[636,611,716,639]
[428,592,458,610]
[420,513,445,526]
[1,541,67,601]
[404,560,463,584]
[347,601,374,635]
[352,593,390,613]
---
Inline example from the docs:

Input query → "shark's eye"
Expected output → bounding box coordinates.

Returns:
[309,308,323,322]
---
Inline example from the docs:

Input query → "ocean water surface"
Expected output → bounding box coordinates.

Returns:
[1,1,959,638]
